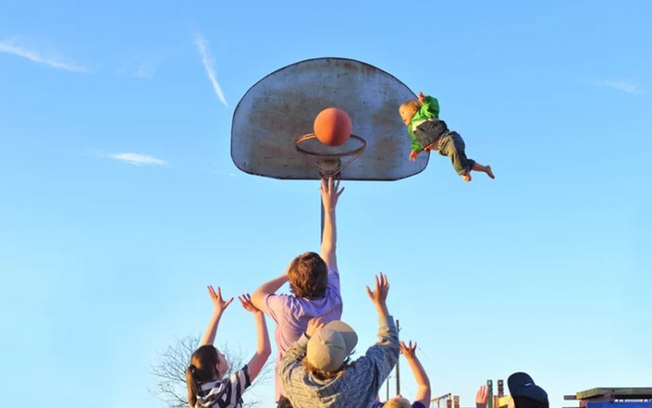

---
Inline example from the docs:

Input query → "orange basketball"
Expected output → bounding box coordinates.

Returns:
[313,107,352,146]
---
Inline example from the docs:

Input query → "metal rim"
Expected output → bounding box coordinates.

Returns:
[294,133,367,158]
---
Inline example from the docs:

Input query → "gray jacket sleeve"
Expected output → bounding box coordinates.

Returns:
[350,314,400,384]
[279,333,309,387]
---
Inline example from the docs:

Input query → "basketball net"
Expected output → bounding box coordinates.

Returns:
[294,133,366,178]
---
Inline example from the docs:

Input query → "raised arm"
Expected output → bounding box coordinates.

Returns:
[238,294,271,381]
[418,91,440,119]
[320,177,344,269]
[401,340,431,406]
[250,272,289,312]
[366,272,390,321]
[200,286,234,346]
[360,273,400,377]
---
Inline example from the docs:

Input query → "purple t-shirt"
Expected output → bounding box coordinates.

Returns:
[264,266,343,401]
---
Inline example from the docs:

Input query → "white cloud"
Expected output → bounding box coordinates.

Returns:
[194,34,228,106]
[133,61,157,79]
[599,79,643,95]
[109,153,168,166]
[0,36,89,73]
[118,55,164,79]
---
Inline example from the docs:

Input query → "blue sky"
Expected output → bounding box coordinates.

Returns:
[1,1,650,407]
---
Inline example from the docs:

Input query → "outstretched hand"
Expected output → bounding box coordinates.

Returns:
[238,293,260,313]
[366,272,389,305]
[476,385,489,408]
[306,317,326,338]
[208,285,234,316]
[320,177,344,212]
[400,340,418,359]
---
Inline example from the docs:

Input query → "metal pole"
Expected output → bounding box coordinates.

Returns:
[396,319,400,396]
[487,380,494,408]
[386,375,390,400]
[320,198,324,243]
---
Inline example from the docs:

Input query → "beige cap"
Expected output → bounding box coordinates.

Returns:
[306,320,358,372]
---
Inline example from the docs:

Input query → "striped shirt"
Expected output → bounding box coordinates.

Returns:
[194,365,251,408]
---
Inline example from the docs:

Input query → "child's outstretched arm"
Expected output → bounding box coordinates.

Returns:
[400,340,431,406]
[238,294,271,382]
[200,286,234,346]
[417,91,440,118]
[320,176,344,269]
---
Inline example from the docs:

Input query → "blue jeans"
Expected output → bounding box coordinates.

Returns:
[437,131,475,176]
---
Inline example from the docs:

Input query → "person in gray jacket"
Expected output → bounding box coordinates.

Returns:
[279,273,399,408]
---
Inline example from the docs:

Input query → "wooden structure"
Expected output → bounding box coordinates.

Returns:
[564,388,652,407]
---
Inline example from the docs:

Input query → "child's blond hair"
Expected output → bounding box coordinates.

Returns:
[399,99,422,115]
[383,397,412,408]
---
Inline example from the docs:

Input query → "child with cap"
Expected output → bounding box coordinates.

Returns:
[279,272,400,408]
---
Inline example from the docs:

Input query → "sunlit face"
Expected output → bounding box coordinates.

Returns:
[399,106,416,125]
[216,350,229,376]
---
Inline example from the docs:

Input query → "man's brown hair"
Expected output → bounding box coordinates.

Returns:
[301,356,350,380]
[288,251,328,299]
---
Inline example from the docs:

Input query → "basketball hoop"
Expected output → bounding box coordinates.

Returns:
[294,133,367,178]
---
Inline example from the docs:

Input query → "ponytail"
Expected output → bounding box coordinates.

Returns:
[186,364,200,407]
[186,345,220,407]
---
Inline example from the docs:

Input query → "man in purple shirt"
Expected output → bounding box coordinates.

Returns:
[251,177,344,407]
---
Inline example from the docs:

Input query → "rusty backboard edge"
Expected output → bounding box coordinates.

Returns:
[231,161,427,181]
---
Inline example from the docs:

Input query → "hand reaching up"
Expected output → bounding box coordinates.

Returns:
[208,286,234,316]
[400,340,418,360]
[306,317,326,338]
[366,272,389,307]
[238,293,260,313]
[320,176,344,212]
[476,385,489,408]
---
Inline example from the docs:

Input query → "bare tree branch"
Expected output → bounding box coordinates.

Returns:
[151,334,272,408]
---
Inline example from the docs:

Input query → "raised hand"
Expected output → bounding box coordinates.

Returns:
[418,91,426,102]
[238,293,260,313]
[208,285,234,316]
[306,317,326,338]
[400,340,418,359]
[476,385,489,408]
[320,176,344,212]
[409,150,418,161]
[366,272,389,306]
